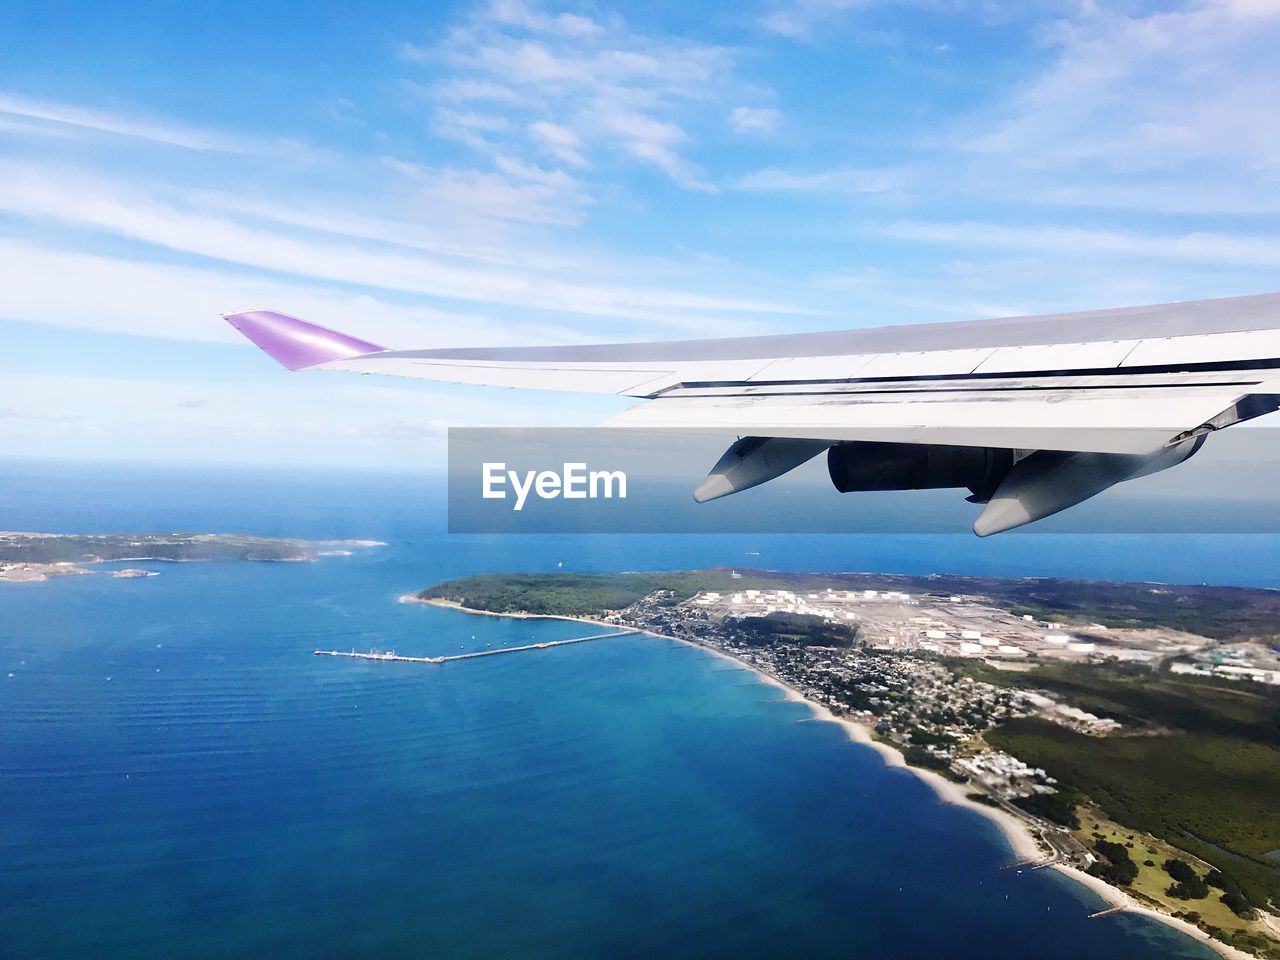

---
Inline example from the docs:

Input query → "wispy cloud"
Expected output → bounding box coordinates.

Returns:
[0,90,254,153]
[728,106,780,135]
[741,0,1280,220]
[737,165,903,194]
[485,0,603,38]
[381,153,592,226]
[755,0,1054,39]
[0,239,501,347]
[0,370,618,468]
[0,160,818,341]
[875,220,1280,269]
[529,120,587,166]
[397,0,755,193]
[955,1,1280,205]
[757,0,878,39]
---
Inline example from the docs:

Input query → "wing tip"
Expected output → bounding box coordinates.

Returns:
[224,309,386,371]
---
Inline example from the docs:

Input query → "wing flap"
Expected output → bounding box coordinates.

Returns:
[602,386,1250,454]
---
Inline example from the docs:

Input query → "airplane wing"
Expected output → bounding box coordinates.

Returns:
[225,292,1280,534]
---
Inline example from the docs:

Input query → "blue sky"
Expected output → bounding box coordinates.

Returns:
[2,0,1279,468]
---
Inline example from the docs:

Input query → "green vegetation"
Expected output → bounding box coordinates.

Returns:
[966,792,1001,808]
[420,568,1280,640]
[1213,929,1280,959]
[957,659,1280,742]
[1090,838,1139,885]
[982,581,1280,640]
[1010,789,1081,829]
[727,612,859,647]
[964,659,1280,906]
[1077,808,1278,954]
[900,744,966,781]
[906,727,957,748]
[0,532,326,564]
[1164,859,1210,900]
[988,715,1280,906]
[419,570,826,617]
[1220,887,1256,920]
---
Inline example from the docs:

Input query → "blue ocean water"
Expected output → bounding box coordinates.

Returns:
[3,458,1270,959]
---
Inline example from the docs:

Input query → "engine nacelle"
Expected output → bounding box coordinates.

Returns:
[827,441,1014,501]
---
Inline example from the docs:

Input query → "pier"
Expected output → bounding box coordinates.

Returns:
[1087,904,1127,919]
[314,629,636,665]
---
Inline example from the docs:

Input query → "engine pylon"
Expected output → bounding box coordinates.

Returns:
[973,438,1204,537]
[694,437,831,503]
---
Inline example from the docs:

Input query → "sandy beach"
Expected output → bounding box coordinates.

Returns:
[417,597,1253,960]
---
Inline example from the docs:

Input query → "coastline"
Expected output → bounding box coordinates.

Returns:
[416,596,1251,960]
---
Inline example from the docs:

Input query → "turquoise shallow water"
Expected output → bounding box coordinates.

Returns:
[3,459,1267,959]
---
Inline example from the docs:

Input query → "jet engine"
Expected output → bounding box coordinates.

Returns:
[695,434,1205,535]
[826,438,1204,536]
[827,442,1014,503]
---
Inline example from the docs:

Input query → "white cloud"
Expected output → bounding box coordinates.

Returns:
[756,0,1056,38]
[961,3,1280,180]
[0,369,623,469]
[758,0,876,38]
[412,78,524,104]
[485,0,603,38]
[601,111,715,191]
[384,153,592,225]
[206,192,588,272]
[736,165,902,194]
[875,220,1280,268]
[1215,0,1280,20]
[744,1,1280,221]
[0,239,503,347]
[0,90,254,154]
[0,161,816,339]
[529,120,586,166]
[430,108,513,150]
[401,3,750,191]
[728,106,780,135]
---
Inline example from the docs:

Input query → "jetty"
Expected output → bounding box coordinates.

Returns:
[314,629,636,665]
[1087,904,1127,919]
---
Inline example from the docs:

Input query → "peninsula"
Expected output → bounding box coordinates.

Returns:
[417,569,1280,960]
[0,532,383,582]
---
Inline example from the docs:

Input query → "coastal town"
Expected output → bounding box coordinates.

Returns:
[422,572,1280,959]
[604,585,1143,799]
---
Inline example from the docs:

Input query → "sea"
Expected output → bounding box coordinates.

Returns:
[5,458,1277,960]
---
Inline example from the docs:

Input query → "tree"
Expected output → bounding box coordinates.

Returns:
[1164,859,1209,900]
[1164,859,1196,883]
[1013,791,1081,829]
[1220,887,1256,920]
[1090,840,1139,886]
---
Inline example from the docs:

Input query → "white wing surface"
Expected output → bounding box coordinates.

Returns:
[224,292,1280,533]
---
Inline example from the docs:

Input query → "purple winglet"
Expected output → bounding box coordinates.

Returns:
[224,310,386,371]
